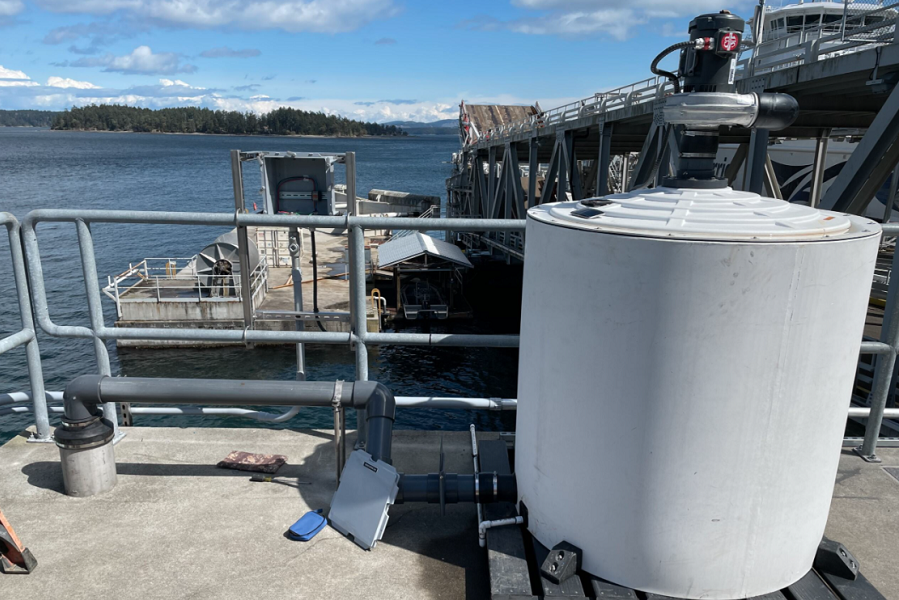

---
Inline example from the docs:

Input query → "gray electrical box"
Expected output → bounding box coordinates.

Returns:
[234,151,356,216]
[328,450,399,550]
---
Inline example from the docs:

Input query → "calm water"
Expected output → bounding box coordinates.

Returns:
[0,129,518,444]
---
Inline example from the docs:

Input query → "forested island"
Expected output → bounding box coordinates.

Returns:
[49,105,406,136]
[0,110,60,127]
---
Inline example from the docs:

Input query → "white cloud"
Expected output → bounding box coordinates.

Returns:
[0,65,29,79]
[69,46,196,75]
[0,80,39,87]
[476,0,753,38]
[0,65,39,87]
[33,0,399,33]
[160,78,195,87]
[46,76,101,89]
[512,0,745,12]
[509,8,635,39]
[0,0,23,17]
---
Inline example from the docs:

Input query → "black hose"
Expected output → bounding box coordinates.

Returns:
[650,40,693,94]
[309,229,327,332]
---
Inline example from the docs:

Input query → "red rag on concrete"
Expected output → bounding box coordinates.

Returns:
[216,451,287,474]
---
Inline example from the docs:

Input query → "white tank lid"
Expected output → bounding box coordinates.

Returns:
[530,187,879,242]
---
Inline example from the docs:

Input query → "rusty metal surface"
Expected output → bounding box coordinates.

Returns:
[465,104,537,134]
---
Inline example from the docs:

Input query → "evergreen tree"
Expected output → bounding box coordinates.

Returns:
[50,105,407,137]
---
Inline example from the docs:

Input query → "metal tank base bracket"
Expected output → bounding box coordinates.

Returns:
[475,440,887,600]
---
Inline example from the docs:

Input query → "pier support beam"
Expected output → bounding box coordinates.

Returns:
[487,146,497,220]
[764,155,783,200]
[745,128,770,195]
[596,122,613,196]
[809,129,831,208]
[540,137,560,205]
[885,166,899,223]
[475,156,488,217]
[629,121,667,191]
[826,82,899,214]
[527,137,538,209]
[725,143,748,187]
[567,131,583,201]
[557,131,570,202]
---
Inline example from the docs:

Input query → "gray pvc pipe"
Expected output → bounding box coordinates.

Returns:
[397,473,518,504]
[61,375,396,463]
[97,377,340,408]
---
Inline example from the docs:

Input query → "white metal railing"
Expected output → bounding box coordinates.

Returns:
[3,210,899,459]
[466,1,899,150]
[103,256,269,318]
[388,205,439,240]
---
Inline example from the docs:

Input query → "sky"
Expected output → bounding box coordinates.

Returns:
[0,0,755,123]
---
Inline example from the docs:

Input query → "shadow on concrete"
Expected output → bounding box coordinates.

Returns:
[287,430,490,599]
[20,428,490,599]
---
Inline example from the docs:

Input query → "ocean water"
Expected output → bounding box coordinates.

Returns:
[0,128,517,444]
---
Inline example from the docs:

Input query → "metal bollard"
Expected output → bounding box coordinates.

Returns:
[55,416,117,497]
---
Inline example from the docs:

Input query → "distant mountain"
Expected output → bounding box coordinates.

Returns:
[385,119,457,128]
[384,118,458,136]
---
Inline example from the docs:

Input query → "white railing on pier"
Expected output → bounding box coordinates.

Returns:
[466,1,899,151]
[102,256,269,318]
[2,210,897,458]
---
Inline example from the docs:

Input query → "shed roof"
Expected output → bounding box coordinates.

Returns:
[377,233,473,269]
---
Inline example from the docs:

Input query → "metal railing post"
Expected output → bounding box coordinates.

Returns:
[74,219,119,437]
[350,225,369,447]
[231,150,254,334]
[3,216,51,441]
[858,228,899,461]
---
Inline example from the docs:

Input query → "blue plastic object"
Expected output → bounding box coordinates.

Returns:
[287,509,326,542]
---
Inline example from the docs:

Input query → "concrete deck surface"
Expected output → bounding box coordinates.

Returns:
[0,428,488,600]
[0,429,897,599]
[824,447,899,598]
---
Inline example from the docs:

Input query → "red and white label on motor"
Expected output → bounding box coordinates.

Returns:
[720,32,740,52]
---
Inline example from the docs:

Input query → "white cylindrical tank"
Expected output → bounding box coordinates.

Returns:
[514,188,880,599]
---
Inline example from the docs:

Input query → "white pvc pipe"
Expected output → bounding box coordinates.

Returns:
[478,517,524,548]
[396,397,516,410]
[470,425,484,533]
[848,407,899,418]
[0,391,64,407]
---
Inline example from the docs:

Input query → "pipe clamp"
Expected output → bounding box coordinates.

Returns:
[331,380,344,410]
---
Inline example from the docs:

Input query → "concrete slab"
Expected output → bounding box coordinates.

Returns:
[0,428,488,600]
[1,429,896,600]
[824,448,899,599]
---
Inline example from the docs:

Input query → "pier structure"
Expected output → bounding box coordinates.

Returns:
[447,1,899,260]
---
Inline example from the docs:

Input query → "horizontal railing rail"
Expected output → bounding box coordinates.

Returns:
[5,209,525,441]
[3,209,899,459]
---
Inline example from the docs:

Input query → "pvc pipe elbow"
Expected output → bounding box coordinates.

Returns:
[63,374,106,423]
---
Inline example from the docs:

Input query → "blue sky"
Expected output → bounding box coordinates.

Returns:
[0,0,754,122]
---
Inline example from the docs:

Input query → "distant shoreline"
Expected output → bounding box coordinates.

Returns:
[46,128,407,139]
[0,126,457,138]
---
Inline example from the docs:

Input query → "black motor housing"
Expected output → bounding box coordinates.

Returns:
[680,12,745,93]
